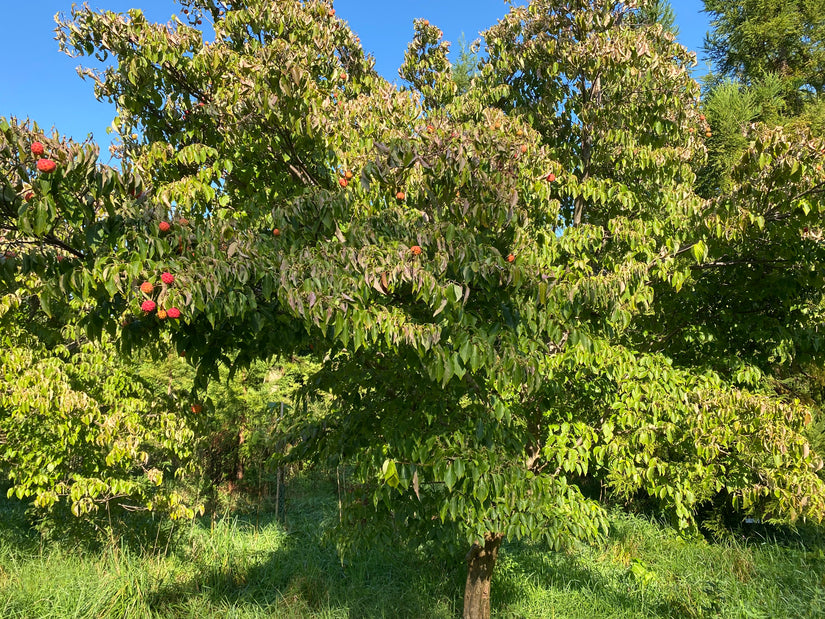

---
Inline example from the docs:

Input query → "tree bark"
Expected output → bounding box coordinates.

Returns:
[463,532,504,619]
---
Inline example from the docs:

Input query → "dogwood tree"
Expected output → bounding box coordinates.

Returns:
[1,1,823,616]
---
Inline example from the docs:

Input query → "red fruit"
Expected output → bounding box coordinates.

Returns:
[30,142,44,156]
[345,169,354,179]
[56,255,64,262]
[507,253,515,263]
[339,177,349,187]
[273,228,281,237]
[699,114,706,121]
[159,221,171,232]
[520,145,528,153]
[141,299,156,313]
[546,173,556,182]
[36,159,56,173]
[191,404,203,414]
[705,131,712,138]
[329,8,335,16]
[340,73,348,82]
[410,245,422,256]
[427,124,435,133]
[140,281,154,294]
[178,217,189,226]
[157,309,168,320]
[396,191,406,201]
[24,192,34,201]
[161,272,175,285]
[167,307,181,319]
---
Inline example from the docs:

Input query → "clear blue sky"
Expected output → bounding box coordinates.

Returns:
[0,1,711,161]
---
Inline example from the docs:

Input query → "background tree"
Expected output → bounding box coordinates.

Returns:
[703,0,825,112]
[688,0,825,488]
[451,33,480,95]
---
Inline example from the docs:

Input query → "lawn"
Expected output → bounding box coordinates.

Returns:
[1,473,823,618]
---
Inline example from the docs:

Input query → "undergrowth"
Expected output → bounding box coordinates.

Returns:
[1,472,823,618]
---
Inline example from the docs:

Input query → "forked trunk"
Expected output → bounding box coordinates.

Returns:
[463,532,504,619]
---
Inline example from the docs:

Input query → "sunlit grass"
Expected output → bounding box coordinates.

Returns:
[1,473,823,618]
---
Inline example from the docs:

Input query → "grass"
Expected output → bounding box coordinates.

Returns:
[1,474,824,618]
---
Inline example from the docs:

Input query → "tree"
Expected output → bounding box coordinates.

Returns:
[451,33,480,95]
[1,1,823,617]
[0,123,201,523]
[694,0,825,478]
[695,74,787,197]
[703,0,825,110]
[634,0,679,35]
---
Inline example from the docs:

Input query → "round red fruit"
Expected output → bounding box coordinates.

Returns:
[24,192,34,201]
[410,245,422,256]
[36,159,56,173]
[141,299,156,313]
[339,177,349,188]
[396,191,406,201]
[161,272,175,285]
[159,221,171,232]
[507,254,515,263]
[140,281,154,294]
[157,309,168,320]
[30,142,45,156]
[546,173,556,182]
[167,307,181,319]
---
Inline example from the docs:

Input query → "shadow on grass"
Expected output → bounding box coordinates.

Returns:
[146,475,464,618]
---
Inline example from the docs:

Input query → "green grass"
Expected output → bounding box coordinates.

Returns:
[1,474,824,618]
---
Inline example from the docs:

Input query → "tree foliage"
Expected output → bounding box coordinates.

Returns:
[704,0,825,109]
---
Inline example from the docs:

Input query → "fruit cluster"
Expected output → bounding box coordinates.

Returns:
[136,262,181,320]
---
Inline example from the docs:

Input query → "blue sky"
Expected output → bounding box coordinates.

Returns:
[1,1,711,161]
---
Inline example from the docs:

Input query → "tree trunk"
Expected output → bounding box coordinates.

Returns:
[463,532,504,619]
